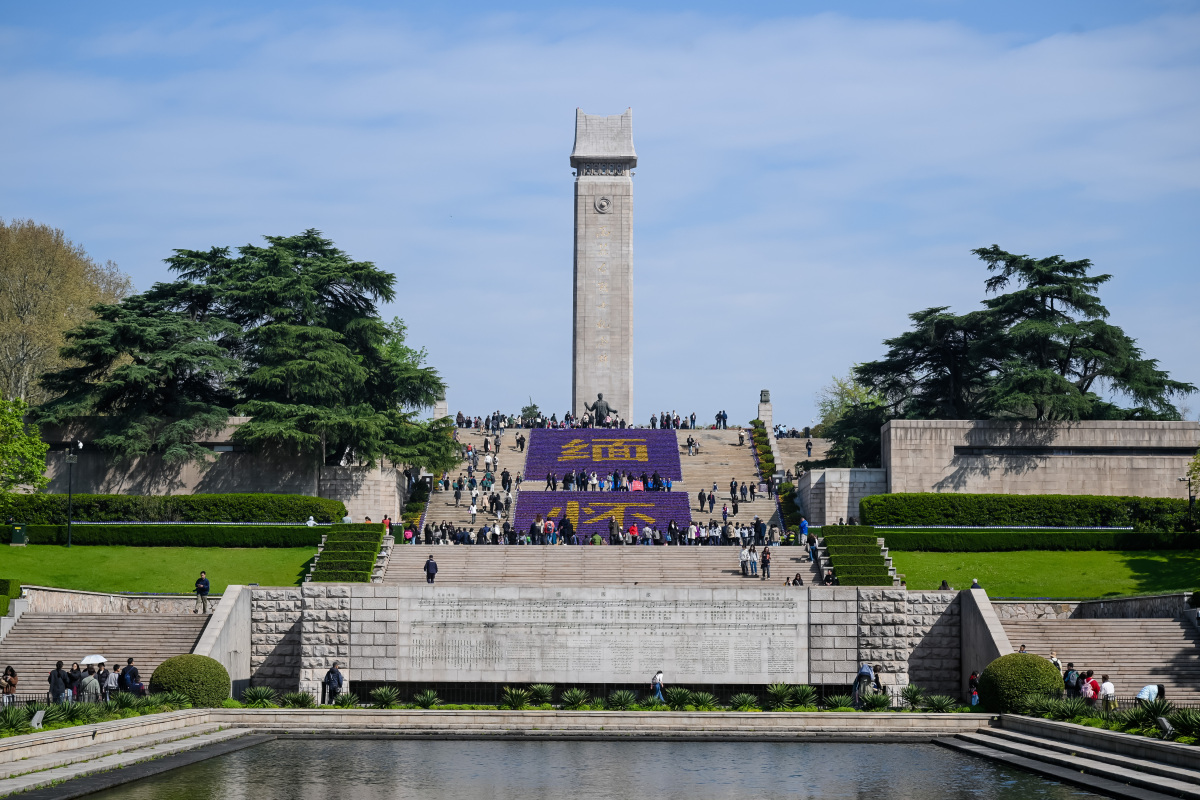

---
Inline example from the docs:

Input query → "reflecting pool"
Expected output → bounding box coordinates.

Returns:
[85,739,1103,800]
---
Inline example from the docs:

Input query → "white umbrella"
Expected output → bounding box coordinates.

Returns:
[80,654,107,665]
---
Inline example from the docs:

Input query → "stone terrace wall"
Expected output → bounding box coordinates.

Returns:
[298,584,352,696]
[250,588,302,691]
[1076,594,1190,619]
[857,588,911,691]
[906,592,960,697]
[796,469,887,526]
[992,601,1079,621]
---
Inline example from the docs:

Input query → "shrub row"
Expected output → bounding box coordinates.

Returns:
[21,524,323,548]
[0,579,20,618]
[860,493,1196,531]
[0,493,346,524]
[825,545,884,556]
[310,523,384,582]
[880,529,1200,552]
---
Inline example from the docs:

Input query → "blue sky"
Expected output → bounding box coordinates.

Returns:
[2,1,1198,427]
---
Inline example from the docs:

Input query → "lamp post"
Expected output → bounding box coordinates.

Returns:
[1181,476,1196,509]
[65,441,81,548]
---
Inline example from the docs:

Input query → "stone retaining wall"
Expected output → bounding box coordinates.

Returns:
[23,586,218,615]
[906,591,960,697]
[250,588,303,691]
[994,593,1190,621]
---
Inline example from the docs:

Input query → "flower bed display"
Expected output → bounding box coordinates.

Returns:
[524,429,683,481]
[514,491,692,542]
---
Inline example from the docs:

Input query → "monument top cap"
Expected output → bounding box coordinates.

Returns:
[571,108,637,167]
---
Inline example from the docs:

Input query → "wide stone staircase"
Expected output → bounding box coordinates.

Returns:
[383,545,815,586]
[419,427,529,532]
[941,715,1200,800]
[1001,618,1200,701]
[0,613,209,688]
[678,428,777,526]
[777,437,832,468]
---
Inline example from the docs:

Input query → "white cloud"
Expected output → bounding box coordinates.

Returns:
[1,8,1197,424]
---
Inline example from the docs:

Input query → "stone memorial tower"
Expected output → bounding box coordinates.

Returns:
[571,108,636,421]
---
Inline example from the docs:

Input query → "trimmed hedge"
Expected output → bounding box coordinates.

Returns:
[825,545,884,556]
[860,493,1195,531]
[149,654,231,707]
[0,579,20,619]
[977,652,1063,713]
[22,524,322,547]
[881,529,1200,552]
[308,569,371,582]
[0,493,346,524]
[310,523,384,582]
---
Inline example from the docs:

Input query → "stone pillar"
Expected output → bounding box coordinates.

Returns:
[757,389,773,432]
[250,587,302,692]
[571,108,636,421]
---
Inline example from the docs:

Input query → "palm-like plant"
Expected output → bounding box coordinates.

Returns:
[764,683,795,711]
[863,693,892,712]
[0,705,31,735]
[924,695,958,713]
[333,692,360,709]
[729,693,760,711]
[281,691,315,709]
[664,687,693,711]
[900,684,925,711]
[109,691,140,710]
[528,684,555,705]
[792,685,818,709]
[158,691,192,710]
[605,689,637,711]
[500,687,532,710]
[241,687,279,708]
[1168,708,1200,737]
[823,694,854,710]
[370,687,402,709]
[560,688,591,710]
[690,692,718,711]
[412,689,441,709]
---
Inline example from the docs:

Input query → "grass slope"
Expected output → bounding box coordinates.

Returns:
[0,546,314,593]
[891,550,1200,598]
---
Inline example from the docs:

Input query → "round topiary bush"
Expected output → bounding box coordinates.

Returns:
[149,654,230,707]
[977,652,1062,713]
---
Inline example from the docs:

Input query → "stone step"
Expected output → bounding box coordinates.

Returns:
[0,727,259,797]
[976,728,1200,788]
[951,732,1200,799]
[937,737,1182,800]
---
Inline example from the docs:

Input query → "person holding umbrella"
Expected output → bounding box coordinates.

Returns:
[81,655,109,700]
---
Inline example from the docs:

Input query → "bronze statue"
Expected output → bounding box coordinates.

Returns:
[585,392,618,425]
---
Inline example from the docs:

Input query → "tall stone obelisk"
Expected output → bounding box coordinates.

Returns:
[571,108,636,422]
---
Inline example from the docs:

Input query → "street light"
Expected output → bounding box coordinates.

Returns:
[1181,476,1196,509]
[65,441,82,548]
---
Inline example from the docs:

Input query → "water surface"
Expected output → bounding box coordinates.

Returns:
[85,740,1103,800]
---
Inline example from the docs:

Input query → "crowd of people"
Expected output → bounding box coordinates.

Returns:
[452,408,740,432]
[406,514,790,548]
[0,657,149,707]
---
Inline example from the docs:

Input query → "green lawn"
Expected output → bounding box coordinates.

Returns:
[0,546,315,594]
[890,550,1200,598]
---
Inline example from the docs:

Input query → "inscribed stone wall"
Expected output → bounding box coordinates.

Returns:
[906,591,960,697]
[334,586,808,686]
[250,588,302,691]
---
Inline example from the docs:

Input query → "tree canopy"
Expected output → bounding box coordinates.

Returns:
[815,246,1194,467]
[0,219,131,404]
[0,398,49,492]
[37,230,456,473]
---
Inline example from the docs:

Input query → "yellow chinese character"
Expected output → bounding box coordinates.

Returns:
[598,352,608,363]
[597,262,607,273]
[596,281,608,293]
[599,336,609,346]
[558,440,591,460]
[596,320,610,329]
[596,226,610,238]
[578,502,657,529]
[592,438,648,461]
[547,501,580,530]
[596,242,609,256]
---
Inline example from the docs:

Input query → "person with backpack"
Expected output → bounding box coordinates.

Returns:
[1081,670,1101,705]
[323,662,344,704]
[102,664,119,700]
[968,671,980,706]
[651,670,665,703]
[121,658,143,696]
[1063,663,1080,698]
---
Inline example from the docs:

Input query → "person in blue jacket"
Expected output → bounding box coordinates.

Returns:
[424,555,438,584]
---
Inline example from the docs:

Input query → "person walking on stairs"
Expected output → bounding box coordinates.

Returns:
[761,546,771,580]
[424,555,438,584]
[651,670,665,703]
[194,571,211,614]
